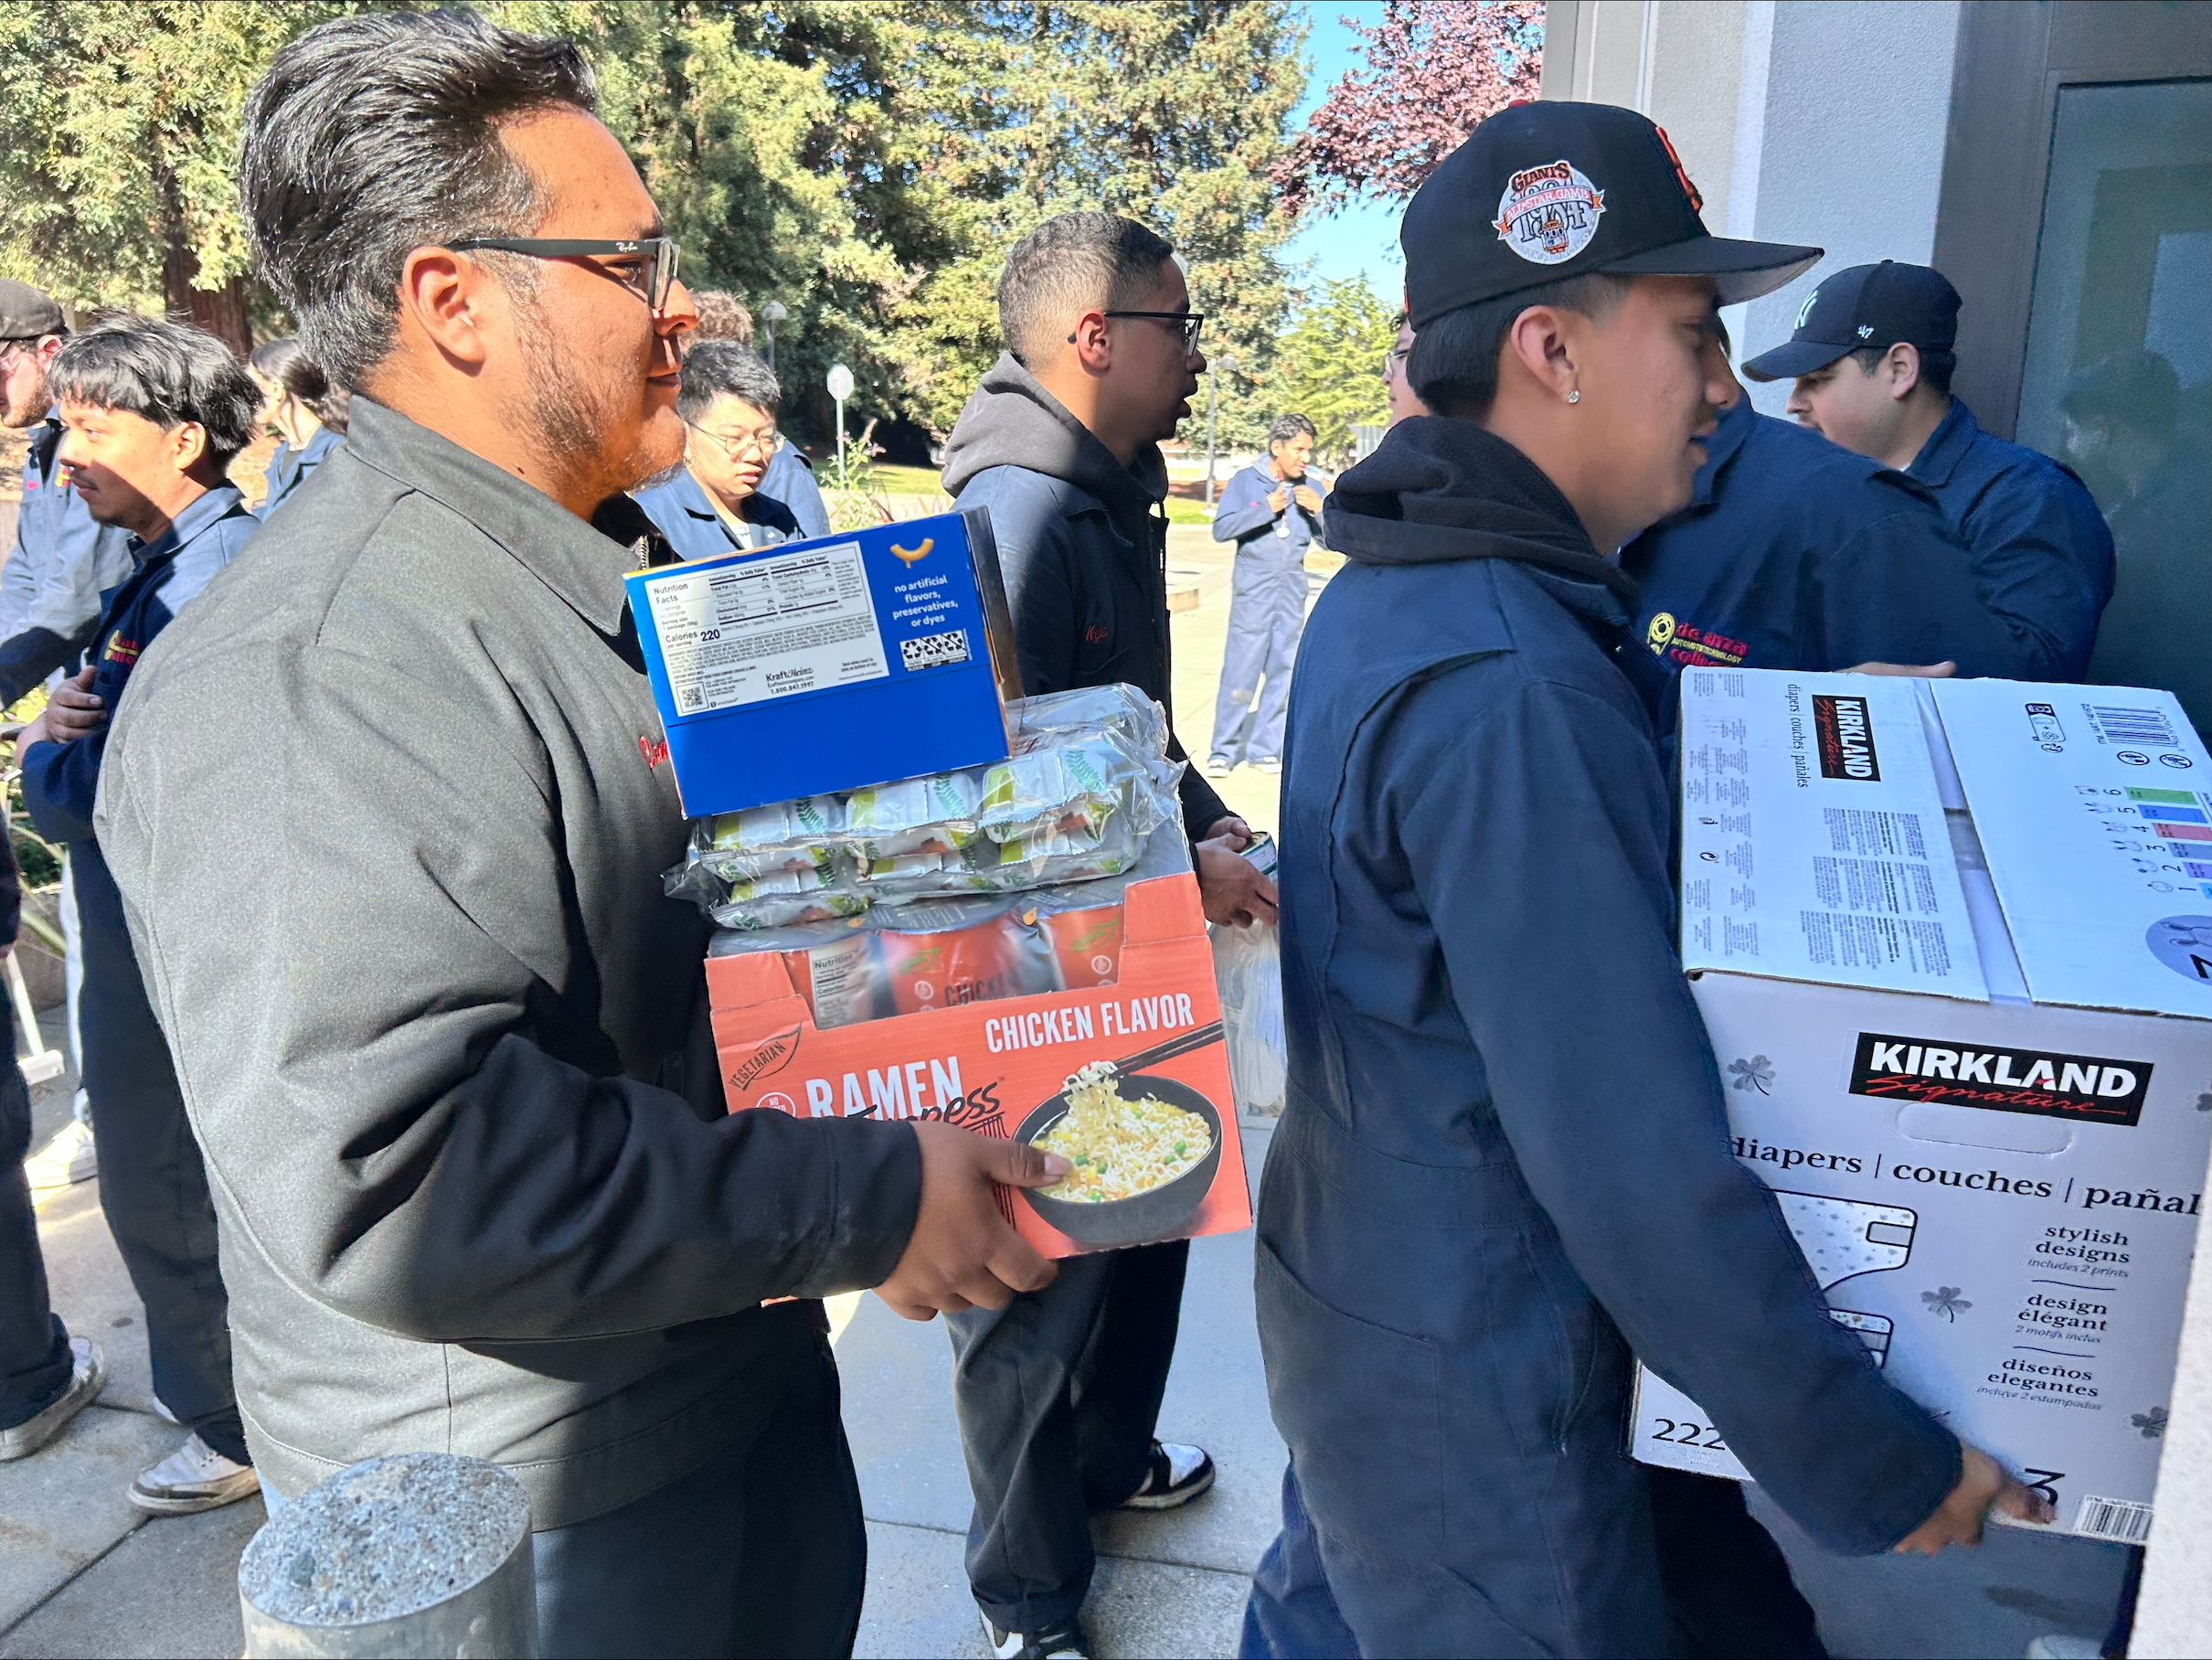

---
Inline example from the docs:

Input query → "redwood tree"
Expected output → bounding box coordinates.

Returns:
[1275,0,1543,217]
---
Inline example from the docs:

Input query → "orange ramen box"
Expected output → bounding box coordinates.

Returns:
[707,869,1250,1257]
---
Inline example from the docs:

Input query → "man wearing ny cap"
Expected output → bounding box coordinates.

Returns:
[1242,102,2039,1660]
[1756,261,2113,680]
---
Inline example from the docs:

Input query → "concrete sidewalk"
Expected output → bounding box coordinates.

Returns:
[0,545,2136,1658]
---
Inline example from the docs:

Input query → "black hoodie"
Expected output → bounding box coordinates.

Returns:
[942,354,1229,839]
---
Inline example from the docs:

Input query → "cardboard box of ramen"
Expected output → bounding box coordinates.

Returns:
[624,508,1023,819]
[1633,666,2212,1545]
[705,866,1250,1259]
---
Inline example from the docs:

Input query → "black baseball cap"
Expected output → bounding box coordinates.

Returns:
[1400,101,1822,330]
[1739,261,1960,382]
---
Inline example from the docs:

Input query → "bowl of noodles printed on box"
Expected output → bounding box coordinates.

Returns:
[1016,1062,1224,1249]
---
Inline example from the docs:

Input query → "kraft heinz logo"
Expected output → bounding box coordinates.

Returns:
[1850,1032,2150,1127]
[1813,693,1880,781]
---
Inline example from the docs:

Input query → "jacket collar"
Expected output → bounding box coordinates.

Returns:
[133,483,246,563]
[1686,394,1758,509]
[1908,398,1977,488]
[344,398,643,634]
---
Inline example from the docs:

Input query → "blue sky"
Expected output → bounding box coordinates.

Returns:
[1280,4,1406,304]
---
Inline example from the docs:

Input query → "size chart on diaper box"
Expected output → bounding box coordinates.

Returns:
[1679,668,1986,1000]
[1933,680,2212,1018]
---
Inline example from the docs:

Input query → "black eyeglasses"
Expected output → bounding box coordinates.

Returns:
[1381,344,1410,379]
[1080,311,1207,355]
[447,236,683,314]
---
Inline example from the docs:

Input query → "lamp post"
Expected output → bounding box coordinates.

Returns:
[1206,353,1237,507]
[760,300,787,370]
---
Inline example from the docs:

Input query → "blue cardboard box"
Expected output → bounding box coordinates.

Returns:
[625,508,1022,817]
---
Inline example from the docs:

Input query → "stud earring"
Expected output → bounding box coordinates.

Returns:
[1567,388,1581,404]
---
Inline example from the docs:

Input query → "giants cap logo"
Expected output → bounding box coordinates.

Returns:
[1494,159,1605,265]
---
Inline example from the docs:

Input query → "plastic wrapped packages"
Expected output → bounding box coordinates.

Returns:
[1210,919,1285,1117]
[708,867,870,931]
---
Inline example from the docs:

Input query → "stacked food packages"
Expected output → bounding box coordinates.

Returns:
[671,685,1189,1028]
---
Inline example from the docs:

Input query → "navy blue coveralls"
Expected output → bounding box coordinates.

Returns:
[21,483,257,1462]
[0,410,134,705]
[762,438,832,540]
[1906,399,2113,680]
[1621,395,2029,740]
[257,423,344,520]
[1243,418,1958,1659]
[1208,463,1321,767]
[633,465,803,560]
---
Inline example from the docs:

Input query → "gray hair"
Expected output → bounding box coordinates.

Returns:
[237,8,597,389]
[995,212,1176,367]
[49,315,261,464]
[677,341,781,422]
[1267,413,1317,447]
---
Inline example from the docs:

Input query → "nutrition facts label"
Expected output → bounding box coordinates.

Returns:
[1933,680,2212,1018]
[644,541,890,716]
[1678,669,1986,1000]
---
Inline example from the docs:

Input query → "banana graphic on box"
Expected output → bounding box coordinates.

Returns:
[1771,1189,1918,1365]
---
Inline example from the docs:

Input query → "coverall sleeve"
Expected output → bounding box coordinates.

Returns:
[1211,470,1280,545]
[1813,500,2033,680]
[780,455,833,540]
[1401,675,1960,1555]
[1958,472,2116,681]
[94,638,922,1346]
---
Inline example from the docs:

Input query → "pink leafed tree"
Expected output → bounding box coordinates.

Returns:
[1276,1,1545,218]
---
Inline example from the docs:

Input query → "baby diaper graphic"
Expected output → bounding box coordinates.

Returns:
[1771,1189,1918,1363]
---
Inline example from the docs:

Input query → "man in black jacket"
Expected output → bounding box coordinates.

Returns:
[939,211,1275,1660]
[96,13,1065,1654]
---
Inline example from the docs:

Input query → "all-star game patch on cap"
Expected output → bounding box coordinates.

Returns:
[1739,261,1962,382]
[1400,101,1822,329]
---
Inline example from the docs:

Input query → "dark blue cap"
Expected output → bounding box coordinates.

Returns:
[1402,102,1823,328]
[1740,261,1961,382]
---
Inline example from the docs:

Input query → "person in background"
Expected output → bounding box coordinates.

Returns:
[1621,319,2024,745]
[940,208,1277,1660]
[0,803,105,1462]
[1757,261,2112,682]
[247,336,348,518]
[17,314,261,1516]
[688,285,833,540]
[1383,315,1426,426]
[0,280,133,1199]
[2061,348,2212,739]
[1207,412,1322,776]
[633,341,803,557]
[101,13,1065,1652]
[1243,102,2040,1660]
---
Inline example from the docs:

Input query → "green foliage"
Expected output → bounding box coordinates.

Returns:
[0,0,1309,451]
[1271,277,1396,464]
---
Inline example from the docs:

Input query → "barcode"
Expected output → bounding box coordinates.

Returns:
[2074,1495,2154,1542]
[2087,705,2176,748]
[900,629,970,672]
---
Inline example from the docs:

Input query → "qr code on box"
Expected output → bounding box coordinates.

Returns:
[901,630,971,672]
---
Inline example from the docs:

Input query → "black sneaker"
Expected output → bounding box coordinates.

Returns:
[1119,1440,1216,1510]
[980,1609,1089,1659]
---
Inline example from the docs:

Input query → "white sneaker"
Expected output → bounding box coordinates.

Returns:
[0,1335,105,1460]
[1119,1441,1216,1510]
[128,1431,261,1516]
[24,1119,96,1192]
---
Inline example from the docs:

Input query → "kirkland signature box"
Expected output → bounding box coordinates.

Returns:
[625,509,1023,818]
[705,854,1251,1261]
[1632,668,2212,1545]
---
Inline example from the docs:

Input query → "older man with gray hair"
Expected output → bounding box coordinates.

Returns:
[95,10,1068,1654]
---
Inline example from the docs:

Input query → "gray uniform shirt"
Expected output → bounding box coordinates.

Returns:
[94,398,920,1525]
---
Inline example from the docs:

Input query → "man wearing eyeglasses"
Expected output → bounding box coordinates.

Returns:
[633,341,804,557]
[939,210,1277,1660]
[94,13,1069,1654]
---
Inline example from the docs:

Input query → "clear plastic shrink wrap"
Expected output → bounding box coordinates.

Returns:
[667,684,1183,928]
[1210,919,1285,1118]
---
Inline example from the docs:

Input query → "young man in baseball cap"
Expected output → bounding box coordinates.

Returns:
[1752,261,2114,679]
[1241,102,2043,1660]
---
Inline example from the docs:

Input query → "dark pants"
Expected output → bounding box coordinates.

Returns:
[73,845,244,1463]
[948,1240,1189,1631]
[1645,1467,1824,1658]
[0,995,70,1431]
[533,1339,867,1659]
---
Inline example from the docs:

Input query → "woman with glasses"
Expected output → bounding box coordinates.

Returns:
[633,341,804,557]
